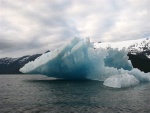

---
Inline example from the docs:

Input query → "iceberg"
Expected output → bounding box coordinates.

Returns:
[20,37,150,88]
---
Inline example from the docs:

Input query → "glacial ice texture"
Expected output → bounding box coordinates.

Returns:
[20,38,150,88]
[103,74,139,88]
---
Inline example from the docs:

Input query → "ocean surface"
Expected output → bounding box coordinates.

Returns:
[0,75,150,113]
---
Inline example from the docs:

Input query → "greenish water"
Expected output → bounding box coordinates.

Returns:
[0,75,150,113]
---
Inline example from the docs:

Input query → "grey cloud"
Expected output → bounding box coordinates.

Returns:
[0,0,150,58]
[0,41,14,50]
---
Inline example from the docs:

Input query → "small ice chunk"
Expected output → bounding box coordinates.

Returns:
[103,74,139,88]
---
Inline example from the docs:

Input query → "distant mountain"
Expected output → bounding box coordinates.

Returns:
[0,54,42,74]
[128,52,150,73]
[94,38,150,54]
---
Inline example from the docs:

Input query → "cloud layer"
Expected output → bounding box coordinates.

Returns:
[0,0,150,58]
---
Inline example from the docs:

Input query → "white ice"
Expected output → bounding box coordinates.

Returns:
[20,37,150,88]
[103,74,139,88]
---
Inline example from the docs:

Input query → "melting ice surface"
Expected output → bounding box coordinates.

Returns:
[20,38,150,88]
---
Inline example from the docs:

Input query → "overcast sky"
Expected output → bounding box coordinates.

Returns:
[0,0,150,58]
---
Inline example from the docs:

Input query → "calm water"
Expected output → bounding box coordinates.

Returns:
[0,75,150,113]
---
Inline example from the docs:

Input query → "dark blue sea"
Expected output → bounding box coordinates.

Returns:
[0,75,150,113]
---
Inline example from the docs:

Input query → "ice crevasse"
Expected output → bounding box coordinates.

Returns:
[20,38,150,88]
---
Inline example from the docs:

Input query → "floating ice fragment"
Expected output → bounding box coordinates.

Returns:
[103,74,140,88]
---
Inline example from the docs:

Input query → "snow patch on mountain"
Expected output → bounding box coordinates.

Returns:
[0,58,18,64]
[94,38,149,50]
[94,38,150,57]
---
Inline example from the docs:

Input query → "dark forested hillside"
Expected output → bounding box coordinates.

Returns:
[0,54,41,74]
[128,50,150,73]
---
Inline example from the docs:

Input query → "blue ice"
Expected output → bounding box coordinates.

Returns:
[20,38,150,88]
